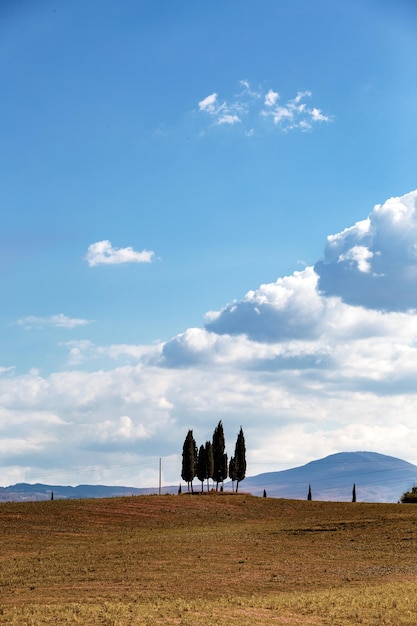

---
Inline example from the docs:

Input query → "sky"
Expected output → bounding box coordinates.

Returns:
[1,0,417,488]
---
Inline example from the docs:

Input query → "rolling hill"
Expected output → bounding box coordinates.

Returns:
[239,451,417,502]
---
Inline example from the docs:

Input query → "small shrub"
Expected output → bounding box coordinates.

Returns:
[400,486,417,503]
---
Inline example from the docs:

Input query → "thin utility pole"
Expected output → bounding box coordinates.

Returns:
[159,457,162,495]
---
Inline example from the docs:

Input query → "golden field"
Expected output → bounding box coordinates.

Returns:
[1,493,417,624]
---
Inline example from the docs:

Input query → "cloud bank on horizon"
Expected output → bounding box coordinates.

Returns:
[2,190,417,488]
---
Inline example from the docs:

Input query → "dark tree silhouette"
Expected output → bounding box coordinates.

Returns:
[401,486,417,503]
[196,444,207,493]
[229,456,237,493]
[307,484,312,500]
[205,440,214,492]
[223,452,228,488]
[181,429,197,492]
[212,420,227,490]
[233,427,246,493]
[352,483,356,502]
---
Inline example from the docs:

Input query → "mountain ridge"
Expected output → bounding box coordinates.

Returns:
[1,451,415,503]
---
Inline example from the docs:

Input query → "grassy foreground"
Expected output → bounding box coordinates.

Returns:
[1,494,417,625]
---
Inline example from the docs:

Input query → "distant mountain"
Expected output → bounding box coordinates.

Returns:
[2,452,416,503]
[0,482,177,503]
[239,451,417,503]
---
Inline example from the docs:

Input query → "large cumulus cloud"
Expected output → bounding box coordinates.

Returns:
[315,190,417,311]
[205,267,324,342]
[160,264,417,383]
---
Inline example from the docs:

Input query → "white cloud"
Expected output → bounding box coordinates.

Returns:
[86,240,155,267]
[198,91,242,125]
[270,105,293,124]
[63,340,96,365]
[338,245,374,273]
[198,81,332,134]
[217,114,241,125]
[14,314,93,330]
[315,190,417,310]
[161,327,273,367]
[62,339,162,366]
[198,92,218,113]
[205,267,325,341]
[239,79,261,99]
[293,90,312,103]
[311,107,331,122]
[264,89,279,107]
[96,415,148,444]
[262,90,332,131]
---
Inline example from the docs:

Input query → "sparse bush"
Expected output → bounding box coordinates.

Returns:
[400,486,417,503]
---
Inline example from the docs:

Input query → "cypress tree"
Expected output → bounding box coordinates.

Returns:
[212,420,227,490]
[193,439,199,482]
[196,444,207,493]
[307,484,312,500]
[223,452,228,489]
[205,440,214,492]
[352,483,356,503]
[229,456,237,493]
[181,429,197,492]
[234,427,246,493]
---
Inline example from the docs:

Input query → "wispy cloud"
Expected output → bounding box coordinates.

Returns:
[198,92,242,126]
[86,240,155,267]
[14,314,93,330]
[261,89,332,131]
[198,81,332,133]
[62,339,161,366]
[198,93,219,114]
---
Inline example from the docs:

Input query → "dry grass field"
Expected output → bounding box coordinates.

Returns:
[1,493,417,625]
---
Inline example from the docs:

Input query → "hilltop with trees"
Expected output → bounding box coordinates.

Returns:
[181,421,246,493]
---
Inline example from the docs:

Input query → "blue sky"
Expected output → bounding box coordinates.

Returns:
[1,0,417,488]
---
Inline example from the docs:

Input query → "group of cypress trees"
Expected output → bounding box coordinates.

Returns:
[181,420,246,493]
